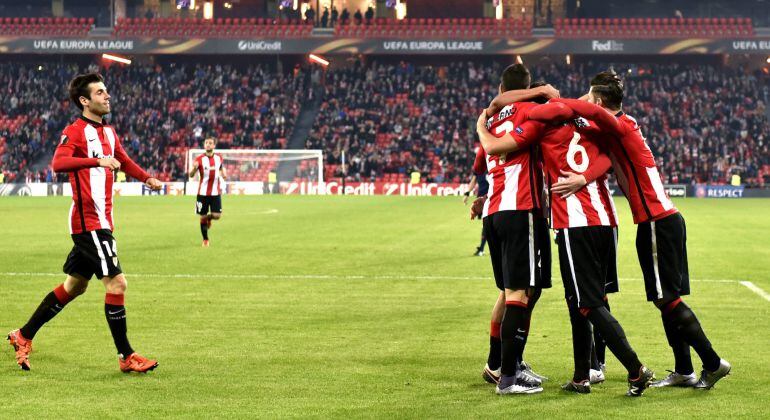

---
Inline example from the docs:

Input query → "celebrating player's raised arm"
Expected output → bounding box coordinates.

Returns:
[477,102,568,156]
[553,98,623,138]
[528,101,575,122]
[486,84,560,116]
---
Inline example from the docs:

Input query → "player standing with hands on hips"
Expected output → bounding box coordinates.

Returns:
[7,73,162,372]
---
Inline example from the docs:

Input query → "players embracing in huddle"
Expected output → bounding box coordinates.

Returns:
[473,65,729,396]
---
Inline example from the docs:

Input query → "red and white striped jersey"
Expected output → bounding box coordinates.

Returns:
[195,153,224,196]
[607,113,677,224]
[512,115,617,229]
[52,116,151,234]
[481,101,544,218]
[551,99,677,225]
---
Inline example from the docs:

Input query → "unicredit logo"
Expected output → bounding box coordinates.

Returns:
[238,40,282,51]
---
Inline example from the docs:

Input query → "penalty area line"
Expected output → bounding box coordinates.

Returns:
[739,281,770,302]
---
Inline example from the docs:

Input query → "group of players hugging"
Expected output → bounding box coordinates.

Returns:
[468,64,731,396]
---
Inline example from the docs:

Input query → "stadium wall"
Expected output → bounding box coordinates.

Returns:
[2,182,768,198]
[5,37,770,55]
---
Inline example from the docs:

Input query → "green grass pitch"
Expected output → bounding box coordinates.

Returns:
[0,195,768,418]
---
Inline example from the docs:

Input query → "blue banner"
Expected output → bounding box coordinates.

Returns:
[694,184,745,198]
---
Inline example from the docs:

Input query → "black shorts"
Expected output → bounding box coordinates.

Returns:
[196,195,222,215]
[605,227,619,294]
[636,212,690,302]
[483,210,552,291]
[557,226,618,308]
[63,229,122,280]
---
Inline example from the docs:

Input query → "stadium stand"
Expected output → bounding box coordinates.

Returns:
[0,15,755,40]
[307,60,494,183]
[0,62,306,182]
[307,60,768,186]
[113,17,313,38]
[334,17,532,38]
[0,17,93,37]
[0,60,767,187]
[554,17,754,38]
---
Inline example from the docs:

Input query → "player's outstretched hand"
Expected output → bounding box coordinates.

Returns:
[551,170,587,198]
[470,196,486,219]
[98,157,121,170]
[145,177,163,191]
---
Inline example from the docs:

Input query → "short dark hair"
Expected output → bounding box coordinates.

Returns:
[589,70,624,109]
[528,80,549,104]
[68,73,104,110]
[500,63,531,92]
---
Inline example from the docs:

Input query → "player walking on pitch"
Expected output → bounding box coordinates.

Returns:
[189,137,227,247]
[551,72,731,390]
[7,73,162,372]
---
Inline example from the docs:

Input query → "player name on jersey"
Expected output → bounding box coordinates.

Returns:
[480,102,544,218]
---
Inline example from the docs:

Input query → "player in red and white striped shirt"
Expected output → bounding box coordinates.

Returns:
[551,72,730,390]
[189,138,227,247]
[7,73,161,373]
[470,64,554,395]
[478,96,653,396]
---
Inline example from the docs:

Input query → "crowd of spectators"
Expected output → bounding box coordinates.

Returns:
[311,59,769,186]
[0,58,767,187]
[529,61,769,186]
[296,5,374,28]
[308,60,498,183]
[0,61,306,182]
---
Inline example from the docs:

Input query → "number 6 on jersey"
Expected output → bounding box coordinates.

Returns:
[567,131,589,172]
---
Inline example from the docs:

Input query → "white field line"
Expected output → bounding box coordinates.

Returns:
[739,281,770,302]
[0,272,747,284]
